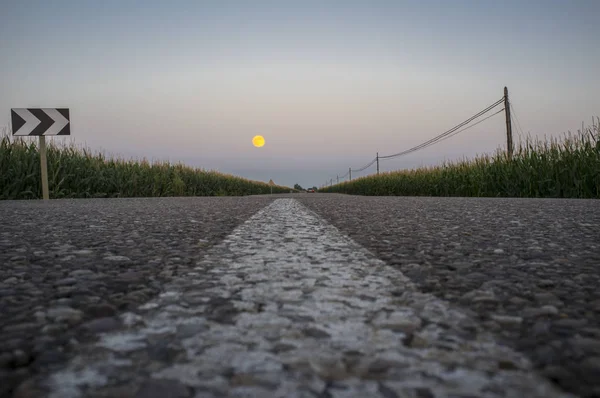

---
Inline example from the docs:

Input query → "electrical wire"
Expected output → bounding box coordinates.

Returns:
[380,97,504,160]
[380,98,503,159]
[434,108,505,145]
[510,103,525,138]
[326,96,506,184]
[353,157,377,173]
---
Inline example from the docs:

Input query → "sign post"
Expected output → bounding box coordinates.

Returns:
[11,108,71,200]
[268,179,275,195]
[39,136,49,200]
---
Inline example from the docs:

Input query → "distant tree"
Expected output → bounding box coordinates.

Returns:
[294,183,304,191]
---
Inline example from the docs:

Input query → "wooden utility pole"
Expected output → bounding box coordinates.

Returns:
[349,168,352,181]
[336,175,339,184]
[376,152,379,175]
[39,136,49,200]
[504,86,513,160]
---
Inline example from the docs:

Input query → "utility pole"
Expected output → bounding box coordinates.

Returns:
[336,175,339,184]
[349,168,352,181]
[376,152,380,175]
[504,86,513,160]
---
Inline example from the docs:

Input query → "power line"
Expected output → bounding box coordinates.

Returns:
[329,168,349,184]
[324,93,509,186]
[327,100,503,182]
[353,157,377,173]
[380,98,504,160]
[380,97,504,160]
[434,108,505,145]
[510,103,525,138]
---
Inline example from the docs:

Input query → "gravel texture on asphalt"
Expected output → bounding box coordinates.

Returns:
[0,197,274,398]
[298,194,600,398]
[12,199,573,398]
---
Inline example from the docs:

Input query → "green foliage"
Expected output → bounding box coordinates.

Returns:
[321,119,600,198]
[0,131,292,199]
[294,183,304,191]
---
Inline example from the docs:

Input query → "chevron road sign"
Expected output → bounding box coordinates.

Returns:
[11,108,70,136]
[10,107,72,200]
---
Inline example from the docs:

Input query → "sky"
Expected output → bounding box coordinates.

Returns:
[1,0,599,189]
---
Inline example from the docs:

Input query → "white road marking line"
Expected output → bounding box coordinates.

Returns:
[46,199,573,398]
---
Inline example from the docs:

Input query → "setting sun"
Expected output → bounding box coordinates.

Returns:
[252,135,265,148]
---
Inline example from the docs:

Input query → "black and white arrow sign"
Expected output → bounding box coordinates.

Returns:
[11,108,70,136]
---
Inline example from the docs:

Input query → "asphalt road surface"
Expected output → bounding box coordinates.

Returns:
[0,194,598,398]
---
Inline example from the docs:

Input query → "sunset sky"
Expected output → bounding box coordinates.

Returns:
[1,0,598,188]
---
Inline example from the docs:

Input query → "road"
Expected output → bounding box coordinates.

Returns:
[0,194,598,398]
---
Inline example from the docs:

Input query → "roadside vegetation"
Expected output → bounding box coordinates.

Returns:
[321,120,600,198]
[0,131,292,199]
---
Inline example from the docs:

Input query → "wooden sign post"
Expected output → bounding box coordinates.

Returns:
[268,179,275,195]
[11,108,71,200]
[39,136,49,200]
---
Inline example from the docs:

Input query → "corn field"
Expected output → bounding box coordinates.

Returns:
[321,120,600,198]
[0,131,292,199]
